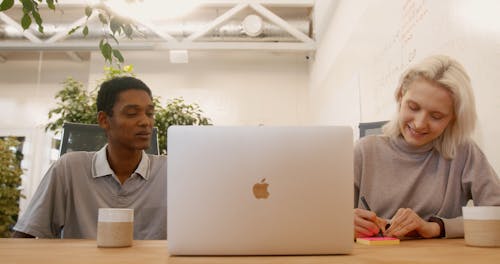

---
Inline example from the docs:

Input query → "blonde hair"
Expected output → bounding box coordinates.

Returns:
[382,55,477,159]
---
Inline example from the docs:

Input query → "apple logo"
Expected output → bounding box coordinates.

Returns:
[252,178,270,199]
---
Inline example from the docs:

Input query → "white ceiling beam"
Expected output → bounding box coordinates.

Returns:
[198,0,314,7]
[161,41,315,51]
[131,19,178,43]
[249,3,313,43]
[45,13,97,43]
[0,13,42,43]
[65,51,84,62]
[13,0,90,7]
[0,42,155,51]
[12,0,314,8]
[0,41,314,51]
[185,3,248,42]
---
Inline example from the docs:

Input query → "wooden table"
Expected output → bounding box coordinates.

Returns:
[1,238,499,263]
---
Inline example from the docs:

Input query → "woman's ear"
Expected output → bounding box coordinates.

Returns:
[396,87,404,102]
[395,87,404,110]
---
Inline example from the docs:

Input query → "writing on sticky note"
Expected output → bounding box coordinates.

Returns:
[356,237,400,245]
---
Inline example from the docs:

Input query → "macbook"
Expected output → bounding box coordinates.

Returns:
[167,126,354,255]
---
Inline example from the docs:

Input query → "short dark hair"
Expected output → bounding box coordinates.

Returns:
[97,76,152,116]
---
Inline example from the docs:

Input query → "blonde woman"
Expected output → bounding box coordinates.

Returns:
[354,55,500,239]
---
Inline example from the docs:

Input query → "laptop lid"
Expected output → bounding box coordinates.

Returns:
[167,126,354,255]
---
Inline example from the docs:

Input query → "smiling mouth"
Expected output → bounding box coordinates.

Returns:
[407,124,428,137]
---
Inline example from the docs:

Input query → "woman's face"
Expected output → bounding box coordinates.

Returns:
[398,79,455,147]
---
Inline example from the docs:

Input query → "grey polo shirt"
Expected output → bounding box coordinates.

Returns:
[14,146,167,239]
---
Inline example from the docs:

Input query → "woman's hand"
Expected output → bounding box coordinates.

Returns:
[384,208,440,238]
[354,208,388,238]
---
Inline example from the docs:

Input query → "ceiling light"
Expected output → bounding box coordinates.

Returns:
[242,14,263,37]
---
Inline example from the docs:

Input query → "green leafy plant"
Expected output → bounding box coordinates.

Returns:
[155,98,212,154]
[0,137,23,238]
[45,65,135,134]
[0,0,140,65]
[45,77,97,133]
[74,3,137,65]
[46,65,212,153]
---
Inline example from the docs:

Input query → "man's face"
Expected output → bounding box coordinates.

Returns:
[100,89,155,151]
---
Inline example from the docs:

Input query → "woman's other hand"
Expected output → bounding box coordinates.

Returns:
[385,208,440,238]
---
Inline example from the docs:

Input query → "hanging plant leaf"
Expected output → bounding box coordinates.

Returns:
[82,25,89,37]
[100,42,113,63]
[109,17,121,35]
[20,0,33,12]
[0,0,15,12]
[112,49,124,63]
[85,6,92,17]
[68,25,81,35]
[32,11,43,33]
[124,24,133,38]
[46,0,55,10]
[98,13,108,24]
[21,13,32,30]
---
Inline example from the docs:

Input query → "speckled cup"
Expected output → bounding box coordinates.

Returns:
[463,206,500,247]
[97,208,134,248]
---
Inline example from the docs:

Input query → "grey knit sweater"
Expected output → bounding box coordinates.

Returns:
[354,135,500,238]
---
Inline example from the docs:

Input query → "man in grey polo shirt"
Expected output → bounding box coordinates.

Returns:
[12,76,167,239]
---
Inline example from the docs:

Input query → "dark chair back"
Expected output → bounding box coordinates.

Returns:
[358,121,388,138]
[59,122,159,156]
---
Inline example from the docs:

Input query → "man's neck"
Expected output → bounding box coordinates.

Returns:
[106,145,143,185]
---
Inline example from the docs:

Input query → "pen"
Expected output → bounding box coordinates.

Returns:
[360,196,384,237]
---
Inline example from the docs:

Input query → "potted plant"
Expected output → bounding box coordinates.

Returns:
[155,97,212,154]
[46,65,212,153]
[0,137,23,237]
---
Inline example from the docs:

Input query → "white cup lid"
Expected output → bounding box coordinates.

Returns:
[98,208,134,222]
[462,206,500,220]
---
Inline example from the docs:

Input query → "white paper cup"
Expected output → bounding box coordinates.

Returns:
[463,206,500,247]
[97,208,134,248]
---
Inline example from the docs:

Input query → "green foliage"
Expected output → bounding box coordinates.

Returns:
[0,137,23,238]
[74,3,137,65]
[0,0,138,65]
[0,0,15,12]
[1,0,58,33]
[155,98,212,154]
[45,77,97,133]
[45,65,135,134]
[45,65,212,153]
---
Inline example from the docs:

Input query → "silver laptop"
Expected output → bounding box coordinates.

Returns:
[167,126,353,255]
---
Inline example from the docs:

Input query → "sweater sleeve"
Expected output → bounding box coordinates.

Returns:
[441,142,500,238]
[442,217,464,238]
[461,142,500,206]
[13,159,68,238]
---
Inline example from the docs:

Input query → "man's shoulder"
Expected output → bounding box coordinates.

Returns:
[145,154,167,179]
[59,151,95,161]
[146,154,168,162]
[55,151,96,169]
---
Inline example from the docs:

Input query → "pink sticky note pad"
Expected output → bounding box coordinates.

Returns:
[356,237,400,245]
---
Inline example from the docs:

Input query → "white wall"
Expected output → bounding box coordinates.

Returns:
[88,50,309,126]
[0,50,309,211]
[0,53,91,212]
[309,0,372,136]
[310,0,500,173]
